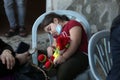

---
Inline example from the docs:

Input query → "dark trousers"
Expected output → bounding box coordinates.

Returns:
[0,59,19,77]
[56,51,88,80]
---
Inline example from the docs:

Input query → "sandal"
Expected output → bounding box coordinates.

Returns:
[19,27,27,37]
[5,28,18,37]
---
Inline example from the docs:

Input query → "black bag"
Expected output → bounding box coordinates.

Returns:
[15,42,30,53]
[14,63,50,80]
[14,42,50,80]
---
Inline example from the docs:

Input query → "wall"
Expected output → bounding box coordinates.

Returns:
[46,0,120,33]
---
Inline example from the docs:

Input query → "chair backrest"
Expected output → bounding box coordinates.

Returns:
[88,30,113,80]
[32,10,91,64]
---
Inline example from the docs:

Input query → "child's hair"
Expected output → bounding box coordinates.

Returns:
[40,12,70,28]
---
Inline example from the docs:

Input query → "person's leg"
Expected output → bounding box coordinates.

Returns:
[56,52,88,80]
[3,0,18,37]
[15,0,27,37]
[3,0,17,28]
[15,0,26,28]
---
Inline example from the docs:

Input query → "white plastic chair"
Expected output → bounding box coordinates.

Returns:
[32,10,92,80]
[88,30,113,80]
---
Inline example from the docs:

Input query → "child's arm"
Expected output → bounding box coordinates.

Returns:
[62,26,82,60]
[47,38,56,57]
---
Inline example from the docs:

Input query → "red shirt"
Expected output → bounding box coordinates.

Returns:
[60,20,88,53]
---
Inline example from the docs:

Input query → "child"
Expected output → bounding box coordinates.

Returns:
[40,12,89,80]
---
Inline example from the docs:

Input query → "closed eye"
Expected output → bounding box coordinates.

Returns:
[48,27,51,31]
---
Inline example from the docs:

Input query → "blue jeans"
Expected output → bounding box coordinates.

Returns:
[3,0,26,28]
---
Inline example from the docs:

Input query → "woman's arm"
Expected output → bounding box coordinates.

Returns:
[0,39,15,56]
[0,39,15,68]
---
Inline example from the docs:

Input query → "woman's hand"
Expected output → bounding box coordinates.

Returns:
[54,55,66,65]
[0,49,15,69]
[47,46,55,57]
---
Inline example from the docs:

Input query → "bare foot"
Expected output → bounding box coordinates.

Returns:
[15,51,31,65]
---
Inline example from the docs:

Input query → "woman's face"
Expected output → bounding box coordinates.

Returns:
[44,23,59,37]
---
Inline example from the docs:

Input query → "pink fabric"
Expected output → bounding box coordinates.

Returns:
[0,74,14,80]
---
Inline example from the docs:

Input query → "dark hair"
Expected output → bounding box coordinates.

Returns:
[40,12,70,28]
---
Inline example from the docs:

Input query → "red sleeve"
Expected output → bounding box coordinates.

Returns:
[68,20,82,29]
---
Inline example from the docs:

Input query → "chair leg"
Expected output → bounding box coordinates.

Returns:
[50,76,57,80]
[75,69,89,80]
[88,69,96,80]
[75,68,96,80]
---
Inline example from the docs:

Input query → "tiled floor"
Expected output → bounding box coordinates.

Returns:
[0,0,46,49]
[0,32,49,50]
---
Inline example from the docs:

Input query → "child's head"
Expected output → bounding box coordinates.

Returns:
[40,12,69,37]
